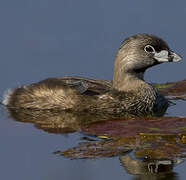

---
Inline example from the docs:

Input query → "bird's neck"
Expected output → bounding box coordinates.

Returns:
[113,70,148,92]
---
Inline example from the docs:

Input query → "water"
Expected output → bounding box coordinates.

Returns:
[0,0,186,179]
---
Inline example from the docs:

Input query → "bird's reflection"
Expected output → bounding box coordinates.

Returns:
[120,154,183,180]
[6,107,116,134]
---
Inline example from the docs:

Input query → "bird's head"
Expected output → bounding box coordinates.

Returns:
[113,34,182,90]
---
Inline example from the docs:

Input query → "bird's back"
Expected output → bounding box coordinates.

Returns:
[3,76,112,110]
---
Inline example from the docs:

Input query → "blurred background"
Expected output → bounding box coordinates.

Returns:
[0,0,185,94]
[0,1,186,180]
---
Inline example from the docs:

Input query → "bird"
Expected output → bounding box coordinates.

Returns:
[3,34,182,117]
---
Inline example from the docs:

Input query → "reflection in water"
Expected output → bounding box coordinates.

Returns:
[120,154,183,180]
[5,106,186,179]
[6,107,117,134]
[7,108,80,133]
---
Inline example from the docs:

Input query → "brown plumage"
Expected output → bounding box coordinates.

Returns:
[3,34,182,117]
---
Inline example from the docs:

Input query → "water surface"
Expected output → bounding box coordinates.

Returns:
[0,0,186,179]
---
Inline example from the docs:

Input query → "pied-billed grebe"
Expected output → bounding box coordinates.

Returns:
[3,34,182,117]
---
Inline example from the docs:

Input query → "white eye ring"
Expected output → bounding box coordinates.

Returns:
[144,45,156,53]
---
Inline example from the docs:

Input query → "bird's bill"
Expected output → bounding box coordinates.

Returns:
[154,50,182,62]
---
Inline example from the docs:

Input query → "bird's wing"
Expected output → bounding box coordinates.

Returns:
[38,76,112,96]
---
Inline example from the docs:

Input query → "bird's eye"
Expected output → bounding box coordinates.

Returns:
[144,45,155,53]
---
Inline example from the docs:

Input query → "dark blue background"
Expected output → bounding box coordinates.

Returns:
[0,1,185,179]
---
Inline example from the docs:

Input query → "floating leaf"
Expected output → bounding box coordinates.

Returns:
[60,116,186,159]
[81,116,186,137]
[61,139,133,159]
[158,79,186,100]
